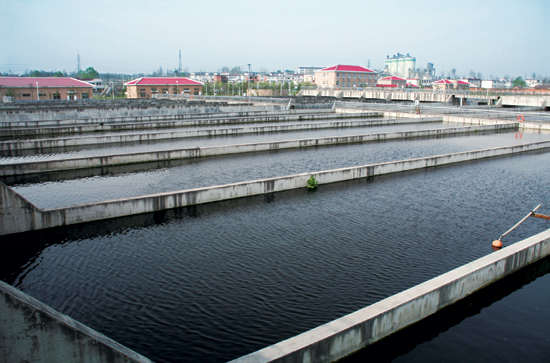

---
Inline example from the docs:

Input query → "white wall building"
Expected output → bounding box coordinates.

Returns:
[525,79,541,88]
[481,79,511,89]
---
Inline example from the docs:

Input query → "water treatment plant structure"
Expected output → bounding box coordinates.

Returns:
[1,96,550,362]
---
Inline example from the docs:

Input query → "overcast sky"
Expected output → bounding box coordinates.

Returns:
[1,0,548,78]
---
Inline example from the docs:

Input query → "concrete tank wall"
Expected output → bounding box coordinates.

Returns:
[0,114,426,151]
[0,280,152,363]
[0,104,284,125]
[0,109,343,138]
[0,123,512,176]
[230,228,550,363]
[1,141,548,235]
[0,108,336,129]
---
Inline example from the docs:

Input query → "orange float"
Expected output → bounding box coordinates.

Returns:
[492,240,503,248]
[517,115,525,122]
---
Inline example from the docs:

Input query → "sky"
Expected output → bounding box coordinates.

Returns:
[1,0,549,79]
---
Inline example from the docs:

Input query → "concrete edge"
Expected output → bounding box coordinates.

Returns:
[0,122,510,176]
[229,228,550,362]
[0,116,441,151]
[1,141,549,235]
[0,279,153,362]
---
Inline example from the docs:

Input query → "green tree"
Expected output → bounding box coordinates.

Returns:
[77,67,100,79]
[512,76,526,88]
[230,66,242,74]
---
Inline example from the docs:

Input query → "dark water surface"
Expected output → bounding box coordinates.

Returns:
[9,131,550,209]
[344,256,550,363]
[1,151,549,362]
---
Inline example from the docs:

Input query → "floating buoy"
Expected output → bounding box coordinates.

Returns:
[492,240,503,248]
[517,115,525,122]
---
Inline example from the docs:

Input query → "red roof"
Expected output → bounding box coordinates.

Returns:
[319,65,377,73]
[376,84,398,88]
[434,79,454,84]
[0,77,93,88]
[406,83,421,88]
[379,76,407,81]
[433,79,474,87]
[124,77,203,86]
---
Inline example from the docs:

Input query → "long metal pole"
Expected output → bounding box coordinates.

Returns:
[499,205,541,240]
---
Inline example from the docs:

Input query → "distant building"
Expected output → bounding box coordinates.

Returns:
[384,53,416,78]
[298,66,324,75]
[124,77,203,98]
[260,71,303,84]
[189,73,215,83]
[303,74,315,84]
[377,76,408,88]
[0,77,93,101]
[481,79,511,89]
[433,79,473,90]
[525,79,541,88]
[213,74,228,83]
[499,78,512,89]
[460,78,482,88]
[85,79,105,94]
[426,63,436,77]
[418,78,434,87]
[314,65,378,89]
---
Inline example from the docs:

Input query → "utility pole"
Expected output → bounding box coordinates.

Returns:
[77,54,81,72]
[248,64,251,101]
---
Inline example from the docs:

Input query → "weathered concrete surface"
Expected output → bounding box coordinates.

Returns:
[338,108,548,131]
[0,280,152,363]
[0,116,439,151]
[230,228,550,363]
[0,122,510,176]
[500,95,549,108]
[0,104,282,126]
[1,141,548,235]
[0,109,346,138]
[442,114,550,132]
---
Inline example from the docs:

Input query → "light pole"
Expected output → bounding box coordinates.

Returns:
[111,82,114,100]
[248,64,251,101]
[36,82,39,101]
[176,80,178,98]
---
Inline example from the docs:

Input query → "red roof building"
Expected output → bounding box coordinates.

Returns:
[0,77,93,101]
[314,65,379,89]
[377,76,407,88]
[124,77,203,98]
[432,79,473,90]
